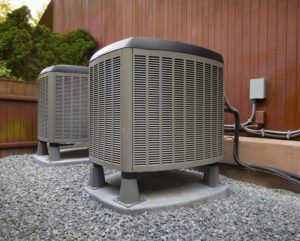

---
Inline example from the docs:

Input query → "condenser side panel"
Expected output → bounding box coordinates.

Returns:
[89,50,122,170]
[131,49,224,172]
[37,74,50,142]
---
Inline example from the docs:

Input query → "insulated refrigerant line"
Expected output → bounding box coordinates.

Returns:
[223,95,300,186]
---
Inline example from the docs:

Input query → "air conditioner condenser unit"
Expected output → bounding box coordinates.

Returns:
[37,65,89,161]
[88,37,224,205]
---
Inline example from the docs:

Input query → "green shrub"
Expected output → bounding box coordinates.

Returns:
[0,6,97,81]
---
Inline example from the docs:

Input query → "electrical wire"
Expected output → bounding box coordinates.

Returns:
[224,100,256,129]
[223,95,300,186]
[224,98,300,139]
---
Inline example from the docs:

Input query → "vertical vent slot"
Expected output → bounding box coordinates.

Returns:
[98,62,105,161]
[161,57,173,164]
[105,59,113,162]
[134,55,147,165]
[196,62,204,160]
[89,66,95,157]
[80,76,88,139]
[185,60,195,162]
[55,76,63,139]
[38,77,48,139]
[112,56,121,164]
[218,67,224,156]
[94,64,100,158]
[148,56,160,165]
[174,58,184,163]
[204,63,212,159]
[212,66,218,157]
[63,76,72,140]
[72,76,80,139]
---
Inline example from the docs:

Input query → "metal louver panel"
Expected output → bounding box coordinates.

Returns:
[89,56,121,165]
[54,75,88,142]
[133,51,223,168]
[38,77,48,139]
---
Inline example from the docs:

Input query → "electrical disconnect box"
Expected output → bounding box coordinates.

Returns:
[250,78,266,100]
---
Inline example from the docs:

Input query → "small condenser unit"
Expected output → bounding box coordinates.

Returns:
[37,65,89,160]
[88,37,224,204]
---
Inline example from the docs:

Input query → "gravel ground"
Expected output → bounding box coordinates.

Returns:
[0,155,299,241]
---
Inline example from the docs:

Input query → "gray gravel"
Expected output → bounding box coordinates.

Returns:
[0,155,299,241]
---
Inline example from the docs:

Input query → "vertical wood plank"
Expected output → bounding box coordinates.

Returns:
[196,0,204,46]
[214,0,222,53]
[181,0,187,42]
[266,0,277,129]
[241,0,251,120]
[234,0,243,120]
[186,0,192,43]
[257,0,268,115]
[202,0,209,47]
[297,1,300,127]
[276,0,287,130]
[208,0,215,50]
[227,0,236,124]
[285,0,297,130]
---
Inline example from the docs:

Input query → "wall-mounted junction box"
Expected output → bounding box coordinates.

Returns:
[250,78,266,100]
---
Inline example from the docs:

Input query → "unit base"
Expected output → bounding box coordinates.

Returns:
[32,147,90,167]
[85,170,229,215]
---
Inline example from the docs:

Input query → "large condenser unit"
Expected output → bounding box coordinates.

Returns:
[37,65,89,161]
[88,37,224,205]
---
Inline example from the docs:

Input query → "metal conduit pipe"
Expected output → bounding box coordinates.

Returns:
[224,100,256,129]
[224,96,300,139]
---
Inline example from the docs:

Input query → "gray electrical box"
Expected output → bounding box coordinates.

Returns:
[250,78,266,100]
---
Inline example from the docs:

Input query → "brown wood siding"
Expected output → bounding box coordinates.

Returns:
[51,0,300,131]
[0,79,37,157]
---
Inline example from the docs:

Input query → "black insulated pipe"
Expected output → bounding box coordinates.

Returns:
[223,95,300,186]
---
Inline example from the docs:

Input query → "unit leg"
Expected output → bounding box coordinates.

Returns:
[37,141,48,156]
[48,143,61,161]
[88,163,105,188]
[119,172,140,205]
[204,165,220,187]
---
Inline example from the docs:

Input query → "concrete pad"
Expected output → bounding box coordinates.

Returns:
[33,148,90,166]
[85,170,229,215]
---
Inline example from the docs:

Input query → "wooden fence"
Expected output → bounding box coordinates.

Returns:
[0,79,38,158]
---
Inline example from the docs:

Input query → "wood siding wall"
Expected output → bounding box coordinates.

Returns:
[51,0,300,131]
[0,79,37,157]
